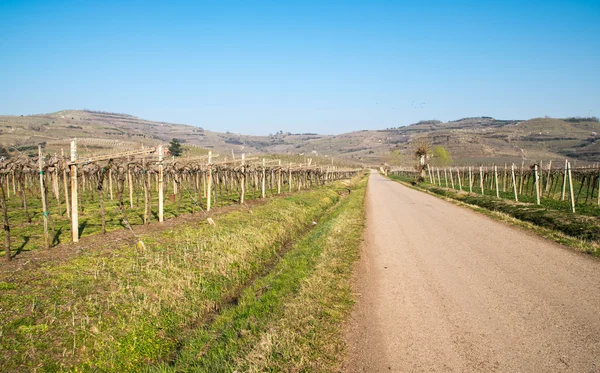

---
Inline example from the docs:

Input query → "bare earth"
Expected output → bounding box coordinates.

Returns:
[344,171,600,372]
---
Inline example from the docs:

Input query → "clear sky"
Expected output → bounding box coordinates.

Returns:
[1,0,599,135]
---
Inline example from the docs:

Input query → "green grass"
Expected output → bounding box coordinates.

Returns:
[0,175,366,372]
[151,177,367,372]
[0,177,288,257]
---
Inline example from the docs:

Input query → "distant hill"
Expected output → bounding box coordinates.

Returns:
[1,110,598,165]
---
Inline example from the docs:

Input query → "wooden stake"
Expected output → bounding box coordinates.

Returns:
[511,164,518,202]
[261,158,266,198]
[468,167,473,193]
[597,167,600,206]
[108,168,113,200]
[288,163,292,192]
[427,164,433,183]
[60,150,70,218]
[240,154,245,204]
[545,160,552,193]
[503,163,507,192]
[158,145,164,223]
[519,160,525,195]
[561,159,568,201]
[70,140,79,243]
[567,161,575,213]
[143,157,149,224]
[38,146,50,248]
[127,165,134,209]
[11,170,16,195]
[456,168,462,191]
[444,168,448,187]
[479,166,484,195]
[0,179,10,261]
[207,151,212,212]
[494,165,500,199]
[277,160,281,194]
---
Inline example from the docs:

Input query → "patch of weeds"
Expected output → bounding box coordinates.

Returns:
[0,281,16,290]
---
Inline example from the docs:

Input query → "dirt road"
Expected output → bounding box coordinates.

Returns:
[344,171,600,372]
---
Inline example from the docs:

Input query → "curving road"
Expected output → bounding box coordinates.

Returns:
[344,171,600,372]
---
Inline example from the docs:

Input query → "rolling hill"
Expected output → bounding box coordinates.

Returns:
[1,110,598,165]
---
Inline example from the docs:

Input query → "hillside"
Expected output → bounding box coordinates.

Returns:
[0,110,598,164]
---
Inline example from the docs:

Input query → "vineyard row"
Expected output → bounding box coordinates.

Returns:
[389,160,600,213]
[0,141,362,260]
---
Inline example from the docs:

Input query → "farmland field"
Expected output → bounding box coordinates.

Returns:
[0,174,367,372]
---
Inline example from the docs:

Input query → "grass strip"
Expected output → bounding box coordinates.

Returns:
[148,177,366,373]
[0,180,361,372]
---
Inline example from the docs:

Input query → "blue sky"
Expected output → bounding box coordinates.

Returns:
[1,0,598,135]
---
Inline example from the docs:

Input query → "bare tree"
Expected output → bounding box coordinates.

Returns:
[412,137,431,181]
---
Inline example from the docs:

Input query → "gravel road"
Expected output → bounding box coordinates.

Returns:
[344,171,600,372]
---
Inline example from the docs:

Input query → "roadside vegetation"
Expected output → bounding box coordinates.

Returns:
[0,175,366,372]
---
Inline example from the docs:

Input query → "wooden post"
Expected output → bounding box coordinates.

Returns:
[503,163,507,192]
[545,160,553,193]
[52,169,60,216]
[519,161,525,195]
[0,178,10,261]
[561,159,568,201]
[158,145,164,223]
[436,168,441,186]
[11,170,16,195]
[567,161,575,213]
[597,167,600,206]
[38,145,50,248]
[142,157,149,224]
[456,168,462,191]
[207,151,212,212]
[240,153,246,204]
[70,140,79,243]
[468,167,473,193]
[427,164,433,184]
[494,165,500,199]
[108,169,113,200]
[261,158,266,198]
[288,163,292,192]
[479,166,484,195]
[51,169,58,201]
[534,164,540,205]
[61,149,70,218]
[127,165,134,209]
[277,159,281,194]
[511,164,518,202]
[444,168,448,187]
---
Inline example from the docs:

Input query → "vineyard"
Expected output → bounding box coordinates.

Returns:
[387,160,600,250]
[0,140,361,260]
[390,160,600,213]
